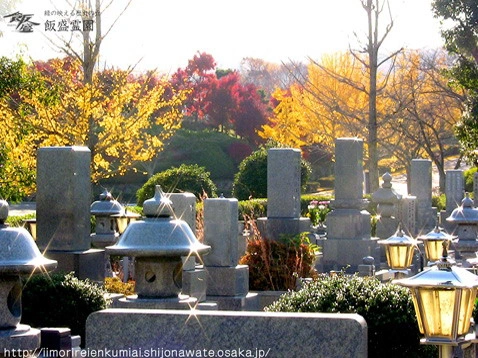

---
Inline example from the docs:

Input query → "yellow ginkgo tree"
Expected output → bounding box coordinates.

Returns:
[3,56,188,196]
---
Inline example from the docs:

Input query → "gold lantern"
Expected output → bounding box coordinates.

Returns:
[395,243,478,357]
[378,225,420,272]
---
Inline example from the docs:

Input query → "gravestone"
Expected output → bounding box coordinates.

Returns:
[203,197,258,310]
[321,138,378,272]
[442,170,464,233]
[410,159,437,234]
[397,195,417,237]
[256,148,310,240]
[445,170,465,214]
[36,146,104,281]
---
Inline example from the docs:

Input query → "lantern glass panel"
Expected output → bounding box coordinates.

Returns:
[415,287,455,338]
[386,245,414,270]
[424,241,444,262]
[457,288,477,336]
[116,216,129,235]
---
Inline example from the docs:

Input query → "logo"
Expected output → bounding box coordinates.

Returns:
[3,10,96,33]
[4,11,39,33]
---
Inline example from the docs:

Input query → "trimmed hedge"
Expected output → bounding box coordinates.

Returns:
[22,272,110,347]
[232,147,312,201]
[266,273,437,358]
[136,164,217,205]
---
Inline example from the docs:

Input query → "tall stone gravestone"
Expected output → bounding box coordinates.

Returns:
[36,146,104,281]
[203,198,258,310]
[322,138,378,272]
[256,148,309,240]
[410,159,436,234]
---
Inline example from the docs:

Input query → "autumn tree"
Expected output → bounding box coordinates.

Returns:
[383,50,464,192]
[171,52,217,122]
[267,0,400,192]
[0,57,38,201]
[3,57,187,190]
[432,0,478,165]
[239,57,306,95]
[260,52,376,153]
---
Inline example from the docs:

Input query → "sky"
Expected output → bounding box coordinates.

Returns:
[0,0,445,74]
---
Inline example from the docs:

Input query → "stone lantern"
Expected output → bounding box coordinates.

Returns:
[446,193,478,259]
[0,200,57,352]
[90,189,125,248]
[372,172,402,240]
[395,243,478,358]
[378,225,420,276]
[106,186,210,308]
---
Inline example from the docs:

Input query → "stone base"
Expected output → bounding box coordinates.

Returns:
[45,249,105,282]
[453,240,478,260]
[320,238,379,273]
[255,291,288,310]
[0,324,40,356]
[326,209,371,240]
[205,265,248,296]
[114,294,197,310]
[256,217,311,241]
[182,269,207,302]
[206,292,259,311]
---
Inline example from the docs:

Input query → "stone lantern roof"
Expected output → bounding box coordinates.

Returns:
[0,200,57,274]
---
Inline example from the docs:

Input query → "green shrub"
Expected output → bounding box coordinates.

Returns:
[432,193,446,212]
[232,147,312,201]
[136,164,217,205]
[266,273,436,358]
[22,272,110,347]
[239,232,318,291]
[5,213,35,227]
[465,167,478,193]
[238,199,267,219]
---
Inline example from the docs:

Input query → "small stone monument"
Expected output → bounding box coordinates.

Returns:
[322,138,378,272]
[36,146,104,281]
[397,195,417,236]
[106,186,211,309]
[203,197,258,310]
[441,170,464,233]
[0,200,57,355]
